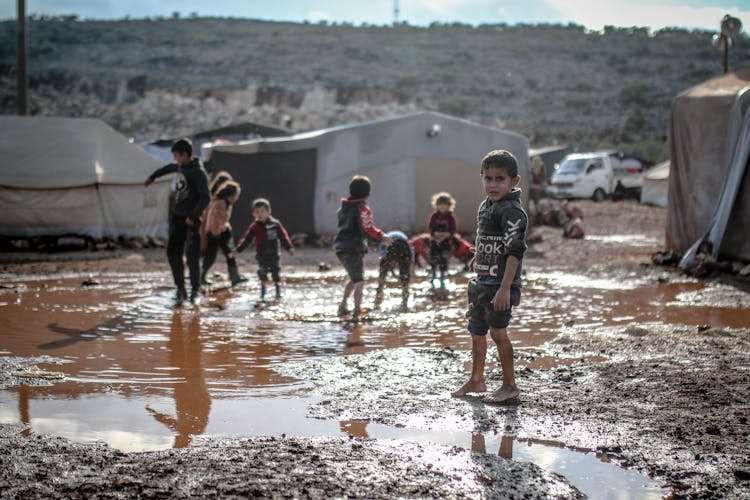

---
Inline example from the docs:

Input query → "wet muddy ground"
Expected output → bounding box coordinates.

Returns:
[1,200,749,498]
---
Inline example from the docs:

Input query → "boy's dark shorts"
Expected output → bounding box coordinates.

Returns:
[466,279,521,334]
[256,253,281,282]
[336,251,365,283]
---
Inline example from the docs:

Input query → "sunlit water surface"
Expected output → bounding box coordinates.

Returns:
[3,265,746,498]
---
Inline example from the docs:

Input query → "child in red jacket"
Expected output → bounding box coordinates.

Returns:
[235,198,294,300]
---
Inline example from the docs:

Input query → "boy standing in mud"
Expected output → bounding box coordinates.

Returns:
[334,175,391,319]
[145,139,210,305]
[453,150,527,404]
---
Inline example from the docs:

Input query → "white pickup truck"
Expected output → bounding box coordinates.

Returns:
[547,151,647,202]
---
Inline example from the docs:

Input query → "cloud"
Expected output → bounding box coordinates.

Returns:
[414,0,493,16]
[306,10,330,22]
[545,0,750,31]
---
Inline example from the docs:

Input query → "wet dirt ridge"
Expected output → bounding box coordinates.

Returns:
[1,200,749,498]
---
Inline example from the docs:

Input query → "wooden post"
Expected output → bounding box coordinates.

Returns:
[17,0,28,115]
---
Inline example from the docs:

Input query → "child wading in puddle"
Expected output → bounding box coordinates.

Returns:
[234,198,294,301]
[333,175,391,319]
[453,149,528,404]
[427,191,458,289]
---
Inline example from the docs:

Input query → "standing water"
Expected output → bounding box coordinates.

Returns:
[3,266,745,497]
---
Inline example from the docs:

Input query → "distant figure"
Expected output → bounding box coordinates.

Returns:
[200,179,247,286]
[612,180,626,201]
[561,201,585,239]
[529,155,548,209]
[145,138,210,305]
[375,231,414,311]
[453,149,528,404]
[428,192,458,289]
[333,175,392,320]
[235,198,294,300]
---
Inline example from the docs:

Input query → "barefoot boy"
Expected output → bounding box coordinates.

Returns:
[453,150,527,403]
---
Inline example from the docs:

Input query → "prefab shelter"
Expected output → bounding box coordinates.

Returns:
[640,160,669,208]
[0,116,170,239]
[666,67,750,265]
[209,112,529,237]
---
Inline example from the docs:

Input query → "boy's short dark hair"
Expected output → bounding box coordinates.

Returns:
[252,198,271,210]
[171,138,193,157]
[481,150,519,178]
[349,175,371,199]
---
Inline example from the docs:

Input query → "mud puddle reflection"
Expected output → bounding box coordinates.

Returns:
[0,388,666,499]
[1,267,744,498]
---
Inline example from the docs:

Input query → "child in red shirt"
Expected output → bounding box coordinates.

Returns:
[235,198,294,300]
[427,192,458,289]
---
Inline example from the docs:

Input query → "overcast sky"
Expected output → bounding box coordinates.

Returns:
[1,0,749,32]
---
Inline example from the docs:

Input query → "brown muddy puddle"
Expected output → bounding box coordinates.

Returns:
[2,267,745,498]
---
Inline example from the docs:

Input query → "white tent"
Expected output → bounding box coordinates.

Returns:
[0,116,170,239]
[666,67,750,266]
[640,160,669,208]
[210,112,529,237]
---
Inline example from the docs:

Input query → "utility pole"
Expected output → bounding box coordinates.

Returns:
[17,0,28,115]
[393,0,400,25]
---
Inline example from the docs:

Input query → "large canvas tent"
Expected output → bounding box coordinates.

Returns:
[0,116,170,239]
[209,112,529,238]
[667,67,750,265]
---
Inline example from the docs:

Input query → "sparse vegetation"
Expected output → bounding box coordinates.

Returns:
[0,17,745,159]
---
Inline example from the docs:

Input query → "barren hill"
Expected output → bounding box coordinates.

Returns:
[1,16,746,159]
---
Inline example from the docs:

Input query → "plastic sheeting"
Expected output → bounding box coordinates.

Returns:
[666,67,750,263]
[0,116,170,238]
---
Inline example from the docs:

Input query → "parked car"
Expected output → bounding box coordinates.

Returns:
[547,151,651,201]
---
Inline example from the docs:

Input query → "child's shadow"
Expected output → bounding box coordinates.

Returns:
[42,312,140,349]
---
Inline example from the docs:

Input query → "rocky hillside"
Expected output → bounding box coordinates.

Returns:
[1,16,746,159]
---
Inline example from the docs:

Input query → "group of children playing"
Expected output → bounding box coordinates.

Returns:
[145,139,294,305]
[147,139,528,404]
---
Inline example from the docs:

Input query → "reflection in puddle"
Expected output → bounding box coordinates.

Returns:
[0,388,667,498]
[1,267,745,498]
[339,417,667,498]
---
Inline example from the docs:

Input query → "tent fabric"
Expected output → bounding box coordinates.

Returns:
[210,112,529,237]
[640,160,669,208]
[0,116,170,239]
[666,67,750,262]
[0,116,165,188]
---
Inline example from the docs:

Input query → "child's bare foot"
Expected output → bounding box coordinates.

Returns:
[337,302,350,317]
[452,379,487,397]
[484,386,520,404]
